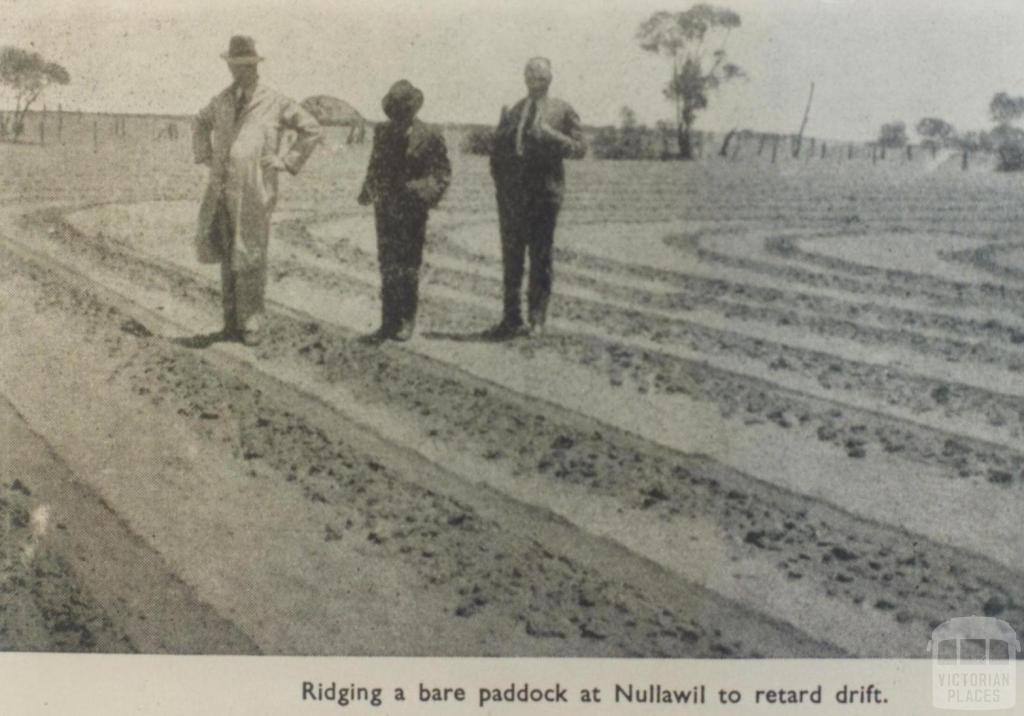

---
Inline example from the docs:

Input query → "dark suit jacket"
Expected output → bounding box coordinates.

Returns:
[359,119,451,212]
[490,96,585,203]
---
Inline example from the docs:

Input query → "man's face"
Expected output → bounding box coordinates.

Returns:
[390,109,414,129]
[524,64,552,97]
[228,62,258,86]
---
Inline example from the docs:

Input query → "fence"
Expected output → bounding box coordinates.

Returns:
[0,109,189,150]
[0,111,990,171]
[584,126,982,170]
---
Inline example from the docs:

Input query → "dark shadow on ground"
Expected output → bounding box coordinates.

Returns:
[422,328,539,344]
[172,331,235,349]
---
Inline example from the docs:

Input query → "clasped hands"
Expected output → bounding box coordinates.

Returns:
[528,119,569,148]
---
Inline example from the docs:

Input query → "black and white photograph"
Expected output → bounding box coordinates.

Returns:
[0,0,1022,685]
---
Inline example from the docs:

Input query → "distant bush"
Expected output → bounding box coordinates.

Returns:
[992,125,1024,171]
[460,126,495,156]
[459,122,585,159]
[591,126,648,160]
[591,105,655,160]
[877,121,908,148]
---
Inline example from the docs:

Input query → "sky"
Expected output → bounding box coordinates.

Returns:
[3,0,1024,141]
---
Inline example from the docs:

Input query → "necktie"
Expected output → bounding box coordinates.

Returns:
[234,89,248,122]
[516,100,538,156]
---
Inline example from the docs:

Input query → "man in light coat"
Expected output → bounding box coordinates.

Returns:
[192,35,322,345]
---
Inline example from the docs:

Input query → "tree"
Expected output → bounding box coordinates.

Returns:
[591,105,649,159]
[989,124,1024,171]
[0,47,70,141]
[915,117,956,155]
[620,105,638,132]
[989,92,1024,125]
[877,121,908,148]
[637,4,744,160]
[987,93,1024,171]
[618,105,646,158]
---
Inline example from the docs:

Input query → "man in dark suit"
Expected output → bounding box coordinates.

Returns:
[488,57,585,338]
[358,80,451,342]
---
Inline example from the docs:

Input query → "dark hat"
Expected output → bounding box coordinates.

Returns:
[221,35,263,64]
[381,80,424,121]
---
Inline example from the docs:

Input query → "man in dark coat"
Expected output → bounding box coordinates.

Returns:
[358,80,451,342]
[488,57,585,338]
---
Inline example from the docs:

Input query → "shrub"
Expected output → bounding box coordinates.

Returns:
[591,126,654,160]
[991,124,1024,171]
[460,126,495,156]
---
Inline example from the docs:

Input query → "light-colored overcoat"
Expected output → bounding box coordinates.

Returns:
[192,82,322,269]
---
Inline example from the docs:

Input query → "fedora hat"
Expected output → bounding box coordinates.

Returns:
[221,35,263,64]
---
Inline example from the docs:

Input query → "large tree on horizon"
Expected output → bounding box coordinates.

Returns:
[636,4,744,160]
[0,46,70,141]
[915,117,956,155]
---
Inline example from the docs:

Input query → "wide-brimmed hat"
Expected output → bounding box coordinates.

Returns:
[382,80,424,121]
[221,35,263,64]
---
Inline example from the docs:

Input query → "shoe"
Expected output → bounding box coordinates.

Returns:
[392,268,419,342]
[241,329,263,346]
[526,322,546,337]
[374,269,401,342]
[527,307,547,337]
[240,314,263,346]
[483,319,526,340]
[359,326,394,344]
[393,319,415,342]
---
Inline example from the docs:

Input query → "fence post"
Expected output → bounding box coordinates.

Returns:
[757,134,767,156]
[821,142,826,159]
[906,145,913,161]
[57,104,63,143]
[772,135,779,163]
[848,144,854,160]
[93,118,98,152]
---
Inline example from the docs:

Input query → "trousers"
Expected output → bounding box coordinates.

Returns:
[374,202,427,334]
[215,198,266,333]
[374,202,427,269]
[497,188,559,325]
